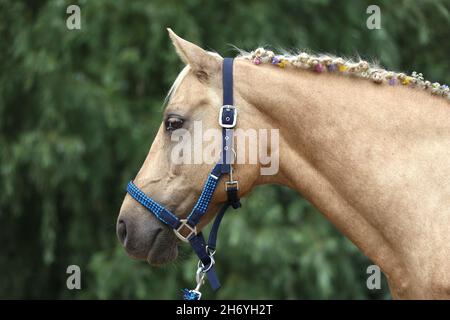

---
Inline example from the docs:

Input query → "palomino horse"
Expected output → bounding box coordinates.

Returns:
[117,29,450,299]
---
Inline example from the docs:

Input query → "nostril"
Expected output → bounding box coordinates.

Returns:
[117,219,127,245]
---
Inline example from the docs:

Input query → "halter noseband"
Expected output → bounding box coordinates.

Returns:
[126,58,241,300]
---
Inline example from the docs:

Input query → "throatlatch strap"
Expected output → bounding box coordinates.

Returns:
[189,233,221,291]
[207,203,230,251]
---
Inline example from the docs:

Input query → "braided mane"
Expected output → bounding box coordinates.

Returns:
[239,48,450,102]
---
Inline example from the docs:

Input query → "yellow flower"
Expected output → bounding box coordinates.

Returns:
[402,77,412,85]
[278,60,287,68]
[338,64,348,72]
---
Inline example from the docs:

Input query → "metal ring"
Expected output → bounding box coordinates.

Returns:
[197,254,215,273]
[205,245,216,257]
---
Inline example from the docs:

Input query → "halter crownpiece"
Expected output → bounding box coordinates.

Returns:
[126,57,241,300]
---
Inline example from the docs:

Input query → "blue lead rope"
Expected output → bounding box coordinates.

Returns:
[126,58,240,300]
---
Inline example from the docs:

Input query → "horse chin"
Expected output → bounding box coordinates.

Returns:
[146,240,179,267]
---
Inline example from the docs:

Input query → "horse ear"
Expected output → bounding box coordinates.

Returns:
[167,28,221,77]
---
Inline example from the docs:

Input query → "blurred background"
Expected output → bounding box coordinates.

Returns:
[1,0,449,299]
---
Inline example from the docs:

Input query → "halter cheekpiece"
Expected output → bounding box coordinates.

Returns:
[126,58,241,300]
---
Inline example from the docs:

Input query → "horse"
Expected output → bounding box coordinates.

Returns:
[117,29,450,299]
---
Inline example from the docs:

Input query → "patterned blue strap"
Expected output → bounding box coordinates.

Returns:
[127,181,181,229]
[186,163,222,226]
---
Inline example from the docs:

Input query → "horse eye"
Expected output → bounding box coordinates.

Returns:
[165,116,184,132]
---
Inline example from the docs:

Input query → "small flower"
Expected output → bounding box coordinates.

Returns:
[321,57,332,66]
[253,57,262,65]
[359,61,370,71]
[310,59,319,66]
[402,77,412,85]
[254,48,264,57]
[298,52,309,63]
[338,64,348,72]
[411,71,424,82]
[371,72,383,84]
[314,63,325,73]
[327,64,338,72]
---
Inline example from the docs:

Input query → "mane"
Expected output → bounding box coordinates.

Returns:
[237,48,450,103]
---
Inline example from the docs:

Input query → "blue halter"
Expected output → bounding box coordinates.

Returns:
[126,58,241,300]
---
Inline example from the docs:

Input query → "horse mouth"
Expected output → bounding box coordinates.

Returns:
[146,230,179,266]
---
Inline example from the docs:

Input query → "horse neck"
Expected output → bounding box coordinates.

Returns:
[235,59,450,298]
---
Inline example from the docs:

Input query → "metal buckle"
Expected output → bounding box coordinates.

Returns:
[219,105,237,128]
[174,219,197,242]
[225,180,239,191]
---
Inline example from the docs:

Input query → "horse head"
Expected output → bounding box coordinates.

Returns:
[116,30,267,266]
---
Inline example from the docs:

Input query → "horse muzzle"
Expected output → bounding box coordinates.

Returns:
[117,203,178,266]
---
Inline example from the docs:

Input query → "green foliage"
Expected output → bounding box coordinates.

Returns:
[0,0,448,299]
